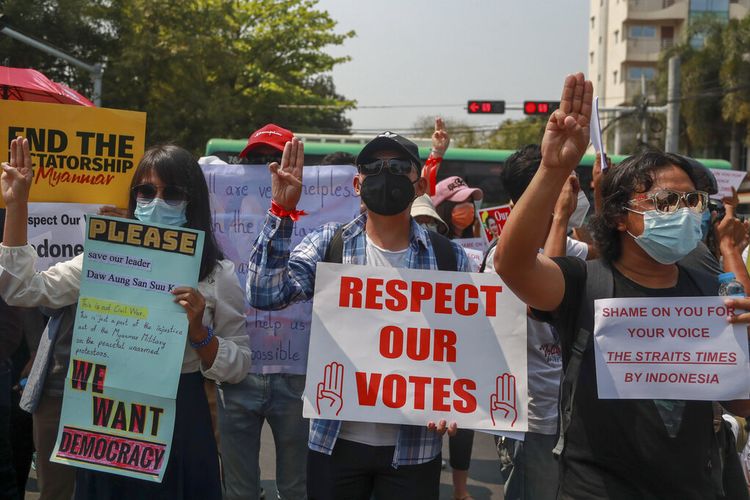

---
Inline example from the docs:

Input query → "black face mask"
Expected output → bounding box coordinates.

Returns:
[360,171,416,216]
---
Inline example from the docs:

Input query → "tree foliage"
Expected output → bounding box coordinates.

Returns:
[412,115,546,150]
[0,0,354,153]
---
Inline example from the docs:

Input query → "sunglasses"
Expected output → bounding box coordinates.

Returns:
[357,158,416,177]
[628,189,708,214]
[132,183,189,206]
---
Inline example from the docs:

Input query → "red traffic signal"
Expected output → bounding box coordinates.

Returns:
[523,101,560,115]
[467,100,505,114]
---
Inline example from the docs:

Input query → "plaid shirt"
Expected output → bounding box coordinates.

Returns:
[247,211,471,466]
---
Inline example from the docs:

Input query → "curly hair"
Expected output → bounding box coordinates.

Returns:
[589,151,697,263]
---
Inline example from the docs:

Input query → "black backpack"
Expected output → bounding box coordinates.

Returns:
[323,225,457,271]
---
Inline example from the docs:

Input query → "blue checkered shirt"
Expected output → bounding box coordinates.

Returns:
[247,211,471,466]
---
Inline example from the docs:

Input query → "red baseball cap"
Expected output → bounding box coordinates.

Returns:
[239,124,294,158]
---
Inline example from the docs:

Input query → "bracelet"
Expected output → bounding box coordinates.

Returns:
[190,326,214,349]
[270,200,308,221]
[430,149,444,158]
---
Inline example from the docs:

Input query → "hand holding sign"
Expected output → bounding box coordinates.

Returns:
[1,137,33,208]
[490,373,517,427]
[316,361,344,416]
[269,137,304,211]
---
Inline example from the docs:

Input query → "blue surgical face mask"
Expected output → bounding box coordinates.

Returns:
[627,207,702,264]
[134,198,188,227]
[700,210,711,241]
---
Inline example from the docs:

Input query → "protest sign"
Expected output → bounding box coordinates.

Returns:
[51,216,205,482]
[200,160,360,374]
[590,96,606,161]
[27,202,97,270]
[479,205,511,243]
[303,263,528,431]
[709,168,746,200]
[594,297,750,400]
[0,100,146,207]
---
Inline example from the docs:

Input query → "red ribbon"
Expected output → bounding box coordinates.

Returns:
[270,200,307,221]
[422,154,443,196]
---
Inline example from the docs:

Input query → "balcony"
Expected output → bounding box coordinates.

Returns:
[626,37,670,61]
[627,0,689,20]
[625,80,658,103]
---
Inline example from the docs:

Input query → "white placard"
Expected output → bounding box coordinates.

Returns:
[200,160,360,374]
[594,297,750,400]
[709,168,746,200]
[303,263,528,431]
[27,203,96,271]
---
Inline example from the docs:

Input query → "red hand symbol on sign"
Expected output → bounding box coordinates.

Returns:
[316,362,344,416]
[490,373,517,427]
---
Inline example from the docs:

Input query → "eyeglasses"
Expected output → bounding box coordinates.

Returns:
[243,154,282,165]
[627,189,708,214]
[357,158,416,177]
[132,183,189,206]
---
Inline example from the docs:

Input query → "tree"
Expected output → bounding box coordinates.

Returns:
[411,115,546,150]
[720,16,750,165]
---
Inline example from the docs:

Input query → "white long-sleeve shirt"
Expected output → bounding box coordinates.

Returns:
[0,244,251,383]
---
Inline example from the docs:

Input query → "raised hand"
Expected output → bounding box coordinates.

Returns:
[554,174,580,221]
[269,137,304,211]
[316,361,344,416]
[490,373,517,427]
[432,117,450,156]
[541,73,593,173]
[1,137,33,208]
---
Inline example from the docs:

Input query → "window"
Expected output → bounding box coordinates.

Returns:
[629,25,657,38]
[690,0,729,11]
[613,70,619,83]
[628,67,656,80]
[599,35,603,45]
[614,30,620,43]
[591,16,595,29]
[590,51,595,64]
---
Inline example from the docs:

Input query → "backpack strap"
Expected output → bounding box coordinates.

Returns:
[479,239,499,273]
[553,259,614,457]
[323,225,345,264]
[427,230,458,272]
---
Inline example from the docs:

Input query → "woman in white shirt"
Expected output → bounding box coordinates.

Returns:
[0,138,250,499]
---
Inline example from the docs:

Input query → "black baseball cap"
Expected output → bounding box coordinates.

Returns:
[356,132,422,167]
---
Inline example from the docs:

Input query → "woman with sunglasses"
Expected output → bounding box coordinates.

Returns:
[0,138,250,499]
[495,73,750,499]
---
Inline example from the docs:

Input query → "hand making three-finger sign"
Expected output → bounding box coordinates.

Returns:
[1,136,34,209]
[269,137,305,211]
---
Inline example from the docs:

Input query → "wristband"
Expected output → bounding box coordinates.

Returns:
[430,148,445,158]
[190,326,214,349]
[270,200,308,221]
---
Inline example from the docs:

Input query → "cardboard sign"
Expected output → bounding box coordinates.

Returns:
[303,263,528,431]
[479,205,512,243]
[27,203,97,271]
[594,297,750,400]
[51,216,205,482]
[200,159,360,374]
[709,168,746,200]
[0,100,146,207]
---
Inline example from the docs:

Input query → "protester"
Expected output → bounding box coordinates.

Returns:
[0,298,22,499]
[422,117,450,196]
[0,138,251,499]
[217,123,310,500]
[482,143,592,500]
[246,133,464,499]
[411,194,449,236]
[319,151,356,166]
[495,72,750,499]
[432,176,483,239]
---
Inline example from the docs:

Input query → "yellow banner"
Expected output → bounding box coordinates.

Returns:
[0,100,146,207]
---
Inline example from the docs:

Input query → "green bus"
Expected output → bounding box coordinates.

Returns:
[205,137,733,208]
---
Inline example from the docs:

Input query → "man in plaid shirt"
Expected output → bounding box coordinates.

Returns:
[246,132,469,499]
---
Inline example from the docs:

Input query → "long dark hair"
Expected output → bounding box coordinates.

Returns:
[589,150,697,263]
[127,145,223,281]
[435,199,475,239]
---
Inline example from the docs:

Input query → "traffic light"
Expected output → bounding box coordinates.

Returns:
[523,101,560,115]
[467,100,505,114]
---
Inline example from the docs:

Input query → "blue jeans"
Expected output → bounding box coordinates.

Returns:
[217,374,309,500]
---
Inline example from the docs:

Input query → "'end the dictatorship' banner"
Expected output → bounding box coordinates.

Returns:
[303,263,528,431]
[0,100,146,207]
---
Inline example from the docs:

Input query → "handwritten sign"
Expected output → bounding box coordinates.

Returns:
[51,216,205,482]
[594,297,750,400]
[200,160,360,375]
[709,168,746,200]
[303,263,528,431]
[0,100,146,207]
[479,205,511,243]
[27,202,97,270]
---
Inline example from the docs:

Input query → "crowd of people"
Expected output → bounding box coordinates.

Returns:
[0,71,749,500]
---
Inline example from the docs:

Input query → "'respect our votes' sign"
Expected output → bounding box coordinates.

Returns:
[303,263,528,431]
[51,216,204,482]
[200,159,360,375]
[0,100,146,207]
[594,297,750,400]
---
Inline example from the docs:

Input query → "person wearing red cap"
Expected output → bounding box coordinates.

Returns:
[217,123,310,500]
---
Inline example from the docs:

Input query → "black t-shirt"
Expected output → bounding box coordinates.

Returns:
[543,257,717,500]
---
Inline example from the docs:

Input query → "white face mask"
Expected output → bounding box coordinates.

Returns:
[567,191,590,231]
